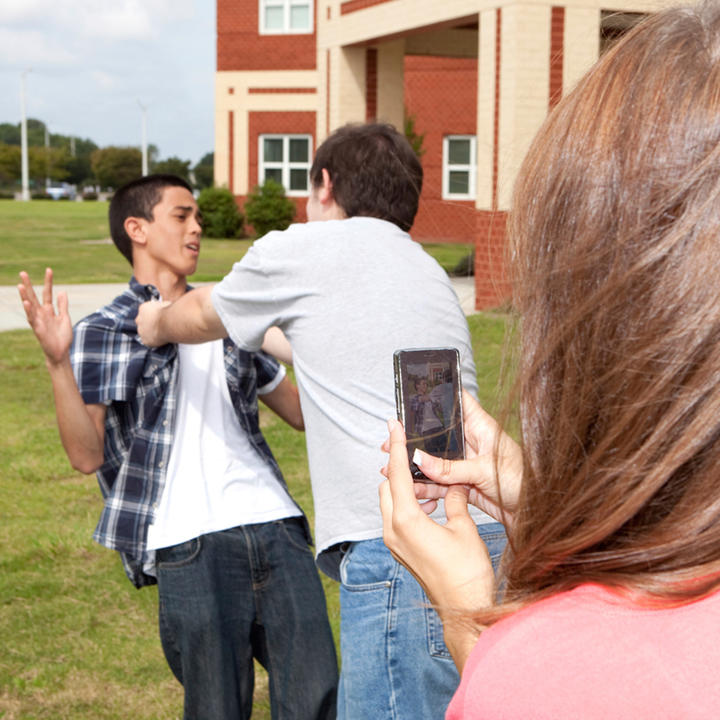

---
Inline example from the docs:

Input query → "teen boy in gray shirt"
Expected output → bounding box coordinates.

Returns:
[136,124,507,720]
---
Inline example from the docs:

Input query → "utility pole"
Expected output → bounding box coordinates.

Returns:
[45,124,50,189]
[20,69,31,201]
[138,100,148,176]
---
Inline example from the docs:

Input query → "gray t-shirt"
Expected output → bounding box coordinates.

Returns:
[212,216,492,578]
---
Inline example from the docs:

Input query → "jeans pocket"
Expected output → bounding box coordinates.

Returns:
[156,536,202,569]
[339,542,393,591]
[278,517,312,553]
[425,604,452,660]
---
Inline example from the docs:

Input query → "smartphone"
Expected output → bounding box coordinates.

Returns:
[393,347,464,482]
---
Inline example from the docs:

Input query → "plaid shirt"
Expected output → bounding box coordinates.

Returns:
[71,277,306,588]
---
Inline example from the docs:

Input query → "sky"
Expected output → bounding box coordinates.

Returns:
[0,0,216,165]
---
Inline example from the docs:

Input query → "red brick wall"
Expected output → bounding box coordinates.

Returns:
[366,48,378,121]
[549,7,564,109]
[404,55,478,244]
[475,210,509,308]
[218,0,316,71]
[238,110,317,229]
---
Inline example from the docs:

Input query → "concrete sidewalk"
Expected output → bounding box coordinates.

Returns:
[0,276,476,332]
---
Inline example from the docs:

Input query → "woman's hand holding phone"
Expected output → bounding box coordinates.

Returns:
[379,416,496,672]
[382,390,523,525]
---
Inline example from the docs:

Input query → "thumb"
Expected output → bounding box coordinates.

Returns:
[442,484,472,522]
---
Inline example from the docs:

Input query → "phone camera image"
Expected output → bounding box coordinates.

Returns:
[393,348,464,482]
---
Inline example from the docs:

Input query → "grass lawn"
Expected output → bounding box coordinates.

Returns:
[0,200,472,285]
[0,199,508,719]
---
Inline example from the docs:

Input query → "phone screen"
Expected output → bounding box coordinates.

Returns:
[393,348,464,481]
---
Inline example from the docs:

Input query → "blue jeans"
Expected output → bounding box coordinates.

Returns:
[337,523,507,720]
[156,518,338,720]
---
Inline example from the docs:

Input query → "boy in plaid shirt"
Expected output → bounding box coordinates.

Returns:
[18,174,337,720]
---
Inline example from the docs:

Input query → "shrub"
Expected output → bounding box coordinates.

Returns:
[450,251,475,277]
[197,187,244,239]
[82,192,98,201]
[244,179,296,238]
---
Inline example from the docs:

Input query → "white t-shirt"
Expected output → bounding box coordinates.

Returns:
[211,217,491,578]
[146,339,300,551]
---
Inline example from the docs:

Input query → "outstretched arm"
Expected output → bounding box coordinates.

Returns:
[260,376,304,431]
[262,327,294,365]
[136,285,227,347]
[380,418,495,673]
[18,269,106,473]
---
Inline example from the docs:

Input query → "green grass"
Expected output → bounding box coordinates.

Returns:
[0,318,510,719]
[0,200,470,284]
[422,242,473,274]
[0,200,253,285]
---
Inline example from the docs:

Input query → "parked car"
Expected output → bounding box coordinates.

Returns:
[45,182,76,200]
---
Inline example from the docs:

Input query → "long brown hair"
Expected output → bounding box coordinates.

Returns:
[501,1,720,611]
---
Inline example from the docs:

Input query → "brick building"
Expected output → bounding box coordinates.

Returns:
[215,0,670,308]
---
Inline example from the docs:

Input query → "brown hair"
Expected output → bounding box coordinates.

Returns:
[109,174,193,265]
[310,122,423,232]
[497,1,720,615]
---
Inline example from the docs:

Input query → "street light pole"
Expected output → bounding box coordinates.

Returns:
[20,69,31,201]
[138,100,148,176]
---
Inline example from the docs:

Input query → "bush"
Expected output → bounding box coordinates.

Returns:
[244,179,296,238]
[450,251,475,277]
[82,192,98,201]
[197,187,244,239]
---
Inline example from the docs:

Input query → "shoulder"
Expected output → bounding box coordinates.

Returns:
[453,585,720,719]
[72,288,144,355]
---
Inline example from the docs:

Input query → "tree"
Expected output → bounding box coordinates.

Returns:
[0,144,20,187]
[197,187,244,238]
[0,123,21,146]
[404,111,426,159]
[152,156,191,182]
[193,152,214,189]
[91,146,142,189]
[29,146,70,185]
[244,179,296,238]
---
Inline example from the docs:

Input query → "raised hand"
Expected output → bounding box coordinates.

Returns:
[18,268,73,366]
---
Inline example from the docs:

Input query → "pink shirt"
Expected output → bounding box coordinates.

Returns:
[446,583,720,719]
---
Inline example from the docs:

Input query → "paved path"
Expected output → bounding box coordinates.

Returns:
[0,276,476,333]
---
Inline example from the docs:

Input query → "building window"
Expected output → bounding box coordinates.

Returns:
[442,136,476,199]
[259,134,312,195]
[260,0,313,34]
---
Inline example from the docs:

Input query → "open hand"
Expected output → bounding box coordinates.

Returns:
[18,268,73,366]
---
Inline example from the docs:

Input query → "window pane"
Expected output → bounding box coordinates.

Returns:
[264,168,283,185]
[290,5,310,30]
[289,138,309,162]
[448,171,470,195]
[263,138,283,162]
[264,6,284,30]
[289,168,308,191]
[448,139,471,165]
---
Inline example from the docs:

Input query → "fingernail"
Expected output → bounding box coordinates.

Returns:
[412,448,423,467]
[387,418,397,432]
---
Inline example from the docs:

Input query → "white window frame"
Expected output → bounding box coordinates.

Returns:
[258,134,313,197]
[259,0,313,35]
[442,135,477,200]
